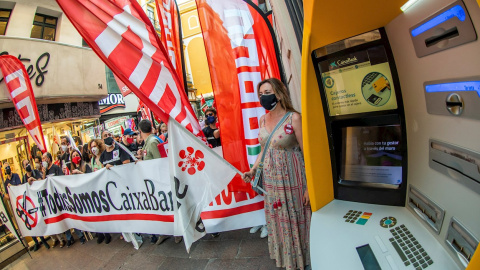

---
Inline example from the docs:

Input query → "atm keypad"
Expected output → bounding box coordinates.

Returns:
[343,210,372,225]
[389,224,434,269]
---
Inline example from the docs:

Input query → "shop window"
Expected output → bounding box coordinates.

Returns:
[30,13,57,41]
[0,9,12,35]
[188,15,199,30]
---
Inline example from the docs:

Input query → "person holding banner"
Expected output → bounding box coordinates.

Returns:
[243,78,311,270]
[22,159,51,251]
[88,139,105,173]
[70,149,92,175]
[2,162,21,201]
[41,152,68,248]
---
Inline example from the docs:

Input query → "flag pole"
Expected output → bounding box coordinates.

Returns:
[1,197,32,259]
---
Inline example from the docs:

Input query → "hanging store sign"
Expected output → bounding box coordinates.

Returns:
[104,116,128,130]
[99,94,126,113]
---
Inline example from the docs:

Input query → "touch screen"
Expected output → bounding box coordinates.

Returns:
[340,125,402,188]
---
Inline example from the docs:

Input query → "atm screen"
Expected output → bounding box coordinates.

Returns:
[340,125,402,188]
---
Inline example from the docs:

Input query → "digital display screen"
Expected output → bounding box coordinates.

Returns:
[425,81,480,97]
[357,244,382,270]
[318,46,398,116]
[411,5,466,37]
[340,125,402,187]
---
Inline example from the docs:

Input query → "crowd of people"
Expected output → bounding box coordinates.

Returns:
[2,79,311,269]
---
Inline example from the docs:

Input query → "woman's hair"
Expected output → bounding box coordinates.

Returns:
[56,150,62,160]
[257,78,297,113]
[82,143,91,163]
[88,139,105,156]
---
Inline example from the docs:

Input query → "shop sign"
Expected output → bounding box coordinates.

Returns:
[104,116,127,129]
[0,51,50,87]
[99,94,126,114]
[0,102,101,130]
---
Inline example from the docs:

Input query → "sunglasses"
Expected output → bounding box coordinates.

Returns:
[206,114,214,117]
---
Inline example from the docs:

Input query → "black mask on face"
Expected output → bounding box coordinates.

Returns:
[5,166,11,175]
[104,137,114,147]
[25,164,32,173]
[260,94,278,111]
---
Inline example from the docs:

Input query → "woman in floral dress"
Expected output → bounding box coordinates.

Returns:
[243,78,311,269]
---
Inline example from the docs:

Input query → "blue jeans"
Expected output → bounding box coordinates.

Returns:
[32,236,49,246]
[65,229,83,241]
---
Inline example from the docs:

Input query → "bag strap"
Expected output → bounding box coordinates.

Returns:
[259,112,292,164]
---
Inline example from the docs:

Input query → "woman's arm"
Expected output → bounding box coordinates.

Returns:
[292,112,304,153]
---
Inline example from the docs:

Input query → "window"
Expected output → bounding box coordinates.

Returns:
[0,9,12,35]
[188,15,199,30]
[284,0,303,51]
[30,13,57,41]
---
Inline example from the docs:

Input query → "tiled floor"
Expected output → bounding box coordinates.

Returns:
[2,229,278,270]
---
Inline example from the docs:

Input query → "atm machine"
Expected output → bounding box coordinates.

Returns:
[305,0,480,269]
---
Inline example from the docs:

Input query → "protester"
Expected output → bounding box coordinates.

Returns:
[2,162,21,201]
[100,130,134,245]
[121,128,138,161]
[243,78,311,269]
[87,138,112,244]
[21,159,51,251]
[60,136,72,174]
[64,149,90,247]
[137,119,177,245]
[70,149,92,174]
[159,123,168,142]
[41,152,68,248]
[88,139,105,173]
[54,151,62,167]
[114,134,121,143]
[202,107,221,148]
[82,143,91,164]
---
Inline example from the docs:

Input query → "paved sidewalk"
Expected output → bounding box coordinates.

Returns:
[2,229,278,270]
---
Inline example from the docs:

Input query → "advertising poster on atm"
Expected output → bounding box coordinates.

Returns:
[319,46,398,116]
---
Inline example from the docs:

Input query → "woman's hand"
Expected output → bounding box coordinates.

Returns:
[72,169,83,174]
[242,169,255,183]
[303,190,310,206]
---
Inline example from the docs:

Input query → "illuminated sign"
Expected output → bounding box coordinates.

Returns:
[411,5,465,37]
[425,81,480,97]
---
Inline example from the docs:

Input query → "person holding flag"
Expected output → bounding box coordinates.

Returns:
[243,78,311,270]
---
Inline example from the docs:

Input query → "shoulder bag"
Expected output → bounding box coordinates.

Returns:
[252,112,292,194]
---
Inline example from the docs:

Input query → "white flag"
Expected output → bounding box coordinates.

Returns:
[168,118,238,252]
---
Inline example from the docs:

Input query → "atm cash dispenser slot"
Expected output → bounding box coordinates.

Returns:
[410,0,477,58]
[407,186,445,234]
[445,217,479,268]
[429,139,480,194]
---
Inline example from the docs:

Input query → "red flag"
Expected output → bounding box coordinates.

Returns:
[196,0,283,193]
[156,0,184,89]
[56,0,201,135]
[113,73,132,97]
[200,94,207,113]
[0,56,47,153]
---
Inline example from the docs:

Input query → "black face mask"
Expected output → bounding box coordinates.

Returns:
[104,137,114,147]
[5,166,11,175]
[260,94,278,111]
[25,164,32,173]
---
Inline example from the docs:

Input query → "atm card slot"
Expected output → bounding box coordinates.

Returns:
[425,27,459,47]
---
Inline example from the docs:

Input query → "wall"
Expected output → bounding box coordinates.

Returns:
[0,37,107,108]
[268,0,302,111]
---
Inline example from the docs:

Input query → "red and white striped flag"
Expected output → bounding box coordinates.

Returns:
[56,0,201,135]
[0,55,47,153]
[156,0,184,89]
